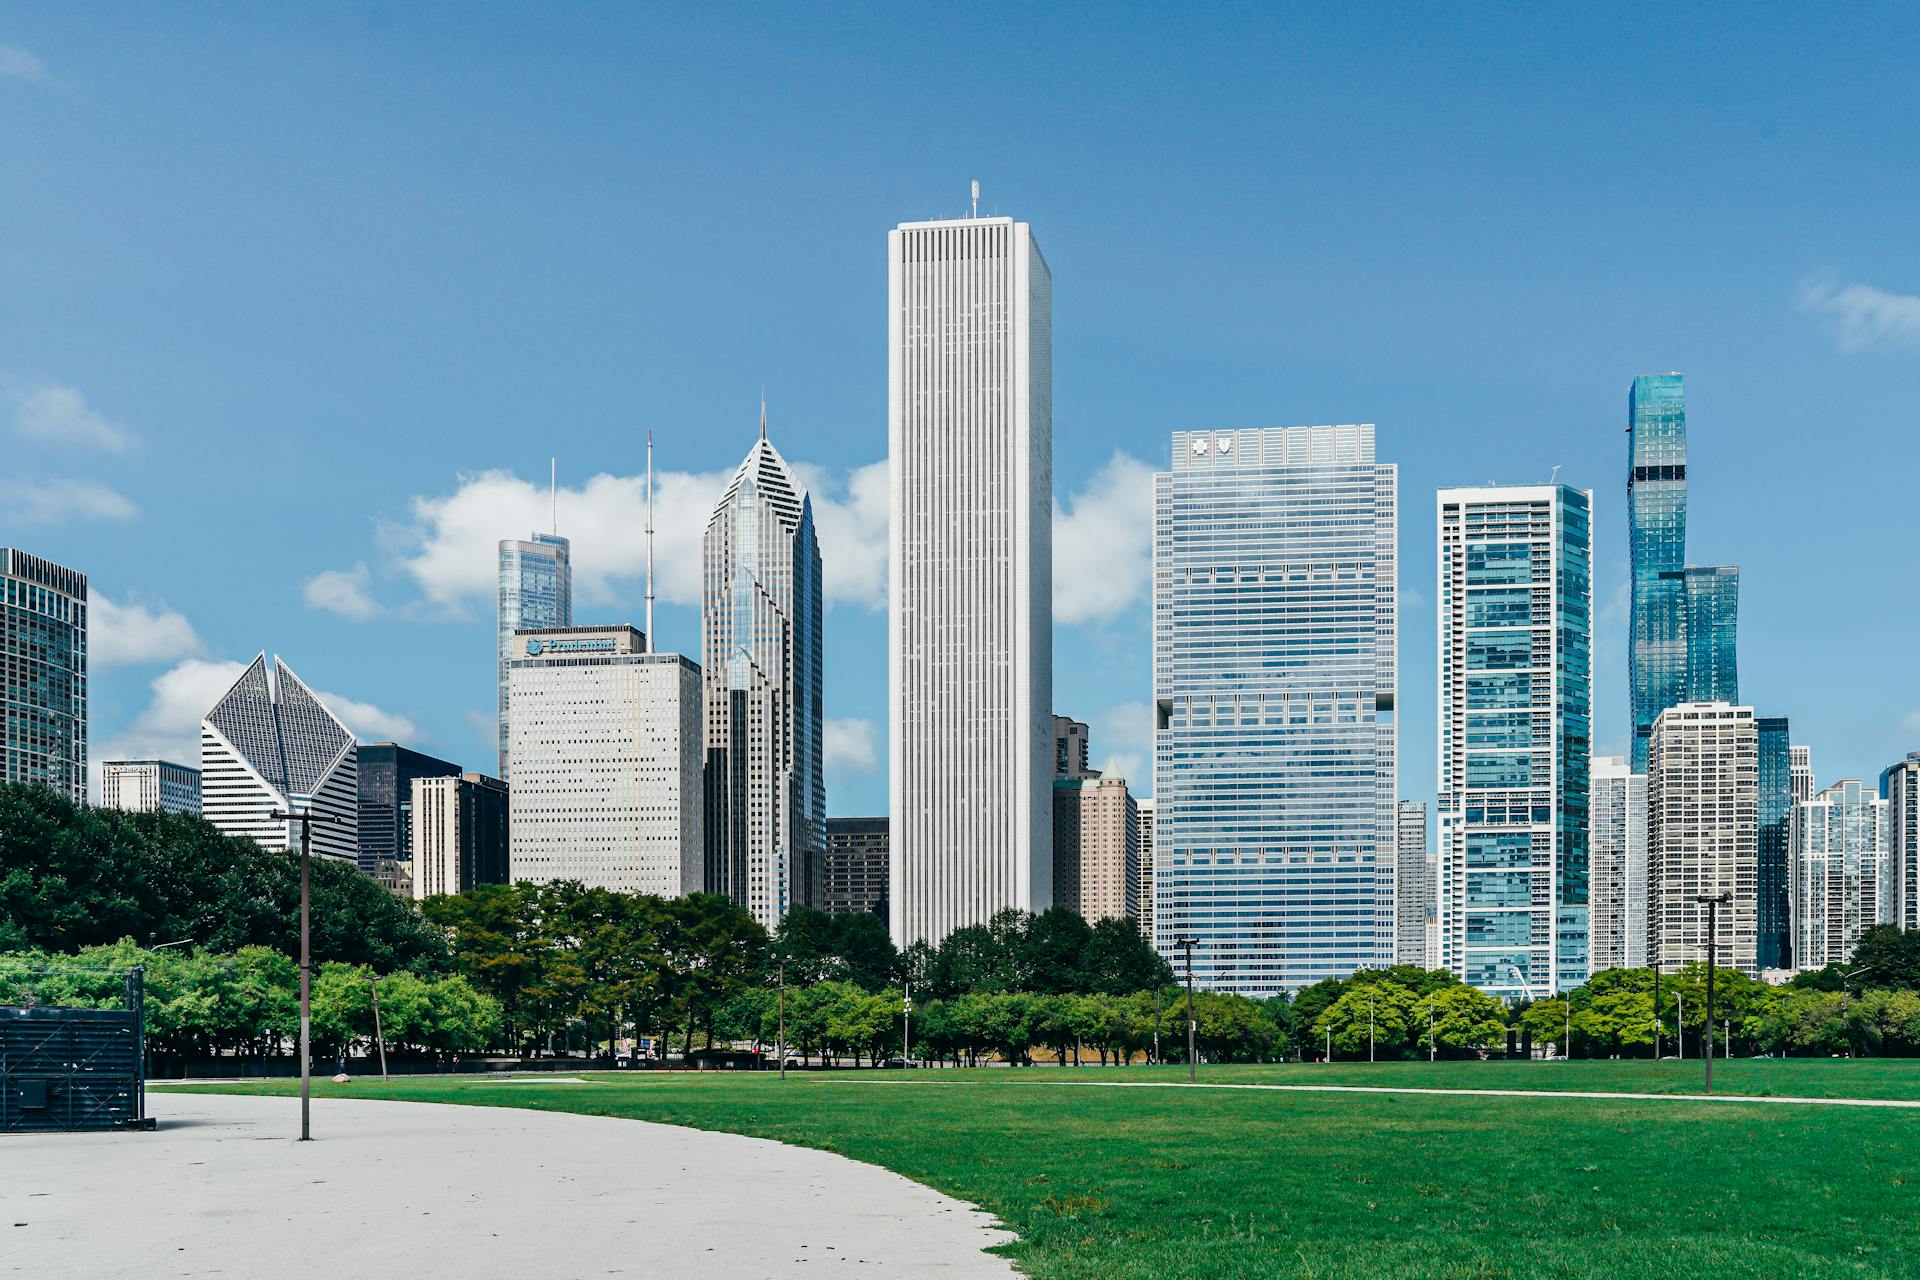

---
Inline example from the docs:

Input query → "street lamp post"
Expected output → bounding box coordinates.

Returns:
[369,975,389,1081]
[267,804,347,1142]
[902,982,912,1067]
[776,959,787,1082]
[1175,937,1198,1083]
[1428,995,1436,1063]
[1675,991,1685,1061]
[1694,892,1731,1093]
[1368,990,1376,1064]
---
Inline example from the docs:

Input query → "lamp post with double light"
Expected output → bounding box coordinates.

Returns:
[267,803,349,1142]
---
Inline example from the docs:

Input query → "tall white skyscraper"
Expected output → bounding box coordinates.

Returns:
[200,654,359,862]
[1436,485,1593,997]
[1791,744,1814,803]
[1393,801,1433,968]
[498,531,572,779]
[1647,702,1757,976]
[99,759,202,816]
[1792,779,1889,970]
[1154,425,1397,995]
[1588,756,1647,973]
[888,212,1053,946]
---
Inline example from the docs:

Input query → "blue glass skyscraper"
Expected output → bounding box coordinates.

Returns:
[1684,565,1740,704]
[1755,715,1793,971]
[497,531,572,779]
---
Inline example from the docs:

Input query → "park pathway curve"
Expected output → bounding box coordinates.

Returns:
[1,1092,1019,1279]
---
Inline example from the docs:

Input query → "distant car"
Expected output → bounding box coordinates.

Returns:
[881,1058,907,1069]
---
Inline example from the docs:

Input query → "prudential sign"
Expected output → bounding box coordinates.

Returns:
[526,637,616,656]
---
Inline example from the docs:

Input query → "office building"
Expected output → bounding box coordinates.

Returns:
[1791,744,1814,802]
[200,653,359,862]
[1136,798,1155,940]
[1792,779,1889,970]
[356,742,460,877]
[1436,485,1593,997]
[497,531,572,779]
[411,772,510,899]
[1885,753,1920,932]
[823,817,889,918]
[1153,425,1397,995]
[888,211,1053,945]
[506,625,701,895]
[1647,702,1757,976]
[1756,717,1794,970]
[1,549,87,802]
[98,759,201,816]
[1588,756,1646,973]
[1393,801,1432,968]
[1053,716,1093,779]
[701,420,826,930]
[1053,771,1139,925]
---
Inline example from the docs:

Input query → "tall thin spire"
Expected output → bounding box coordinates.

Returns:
[760,390,767,441]
[550,457,557,534]
[645,429,655,648]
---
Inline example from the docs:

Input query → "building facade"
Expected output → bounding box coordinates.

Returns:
[888,213,1053,945]
[823,817,889,918]
[1885,753,1920,932]
[1052,716,1093,779]
[1792,779,1889,970]
[1436,485,1593,997]
[506,626,702,896]
[1153,425,1397,995]
[1627,375,1688,774]
[410,772,510,900]
[1791,744,1814,802]
[1683,565,1740,704]
[98,759,201,816]
[356,742,461,877]
[1136,798,1155,940]
[1756,716,1795,971]
[1393,801,1432,968]
[497,531,572,779]
[1052,773,1139,925]
[1,549,87,802]
[200,653,359,862]
[1647,702,1757,976]
[1588,756,1646,973]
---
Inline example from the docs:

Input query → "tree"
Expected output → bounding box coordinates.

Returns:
[1314,982,1416,1060]
[1080,917,1175,995]
[1024,908,1093,995]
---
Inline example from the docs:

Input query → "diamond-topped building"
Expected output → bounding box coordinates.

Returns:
[200,653,360,862]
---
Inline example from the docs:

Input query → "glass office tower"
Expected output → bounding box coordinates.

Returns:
[1756,716,1794,971]
[1436,485,1593,997]
[497,531,572,779]
[1628,375,1688,773]
[1684,565,1740,704]
[1153,425,1397,996]
[0,549,87,802]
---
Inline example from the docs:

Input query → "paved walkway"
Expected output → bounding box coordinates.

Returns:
[1,1093,1017,1279]
[1065,1079,1920,1108]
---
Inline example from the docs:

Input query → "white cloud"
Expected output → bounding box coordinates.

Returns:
[303,563,380,620]
[1052,452,1153,627]
[1800,276,1920,352]
[824,717,879,775]
[0,45,46,82]
[322,690,418,743]
[88,593,203,668]
[794,459,889,610]
[1091,701,1152,792]
[14,385,135,452]
[0,478,137,523]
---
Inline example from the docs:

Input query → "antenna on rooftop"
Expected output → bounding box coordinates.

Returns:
[550,457,558,533]
[1550,464,1562,484]
[971,179,979,218]
[645,430,655,649]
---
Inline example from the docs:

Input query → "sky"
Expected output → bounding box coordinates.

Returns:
[4,4,1918,826]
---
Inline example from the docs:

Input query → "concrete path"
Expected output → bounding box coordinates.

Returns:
[1,1093,1018,1279]
[1064,1079,1920,1108]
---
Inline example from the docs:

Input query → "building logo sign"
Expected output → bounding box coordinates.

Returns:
[527,636,616,655]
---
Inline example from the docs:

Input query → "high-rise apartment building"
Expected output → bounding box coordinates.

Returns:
[98,759,201,816]
[1647,702,1757,976]
[1154,425,1397,995]
[1791,744,1814,802]
[1436,485,1593,996]
[1053,772,1139,925]
[1052,716,1093,779]
[1792,779,1889,970]
[1884,753,1920,932]
[1756,717,1795,970]
[1393,801,1432,968]
[506,626,701,895]
[410,772,509,899]
[823,817,889,918]
[200,654,359,862]
[701,422,825,930]
[356,742,461,877]
[1588,756,1646,973]
[1136,798,1155,940]
[888,212,1053,945]
[1,549,87,802]
[497,531,571,779]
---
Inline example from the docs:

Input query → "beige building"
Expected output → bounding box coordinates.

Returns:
[1648,702,1758,976]
[1052,773,1140,924]
[412,772,510,900]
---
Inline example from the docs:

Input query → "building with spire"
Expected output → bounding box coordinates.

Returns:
[701,405,825,930]
[497,513,571,780]
[200,654,359,862]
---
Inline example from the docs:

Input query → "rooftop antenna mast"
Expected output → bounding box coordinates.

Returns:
[550,457,558,533]
[970,179,979,219]
[644,430,655,649]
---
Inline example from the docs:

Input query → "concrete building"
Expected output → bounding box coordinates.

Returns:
[411,772,510,899]
[1,549,87,802]
[1053,772,1140,925]
[356,743,460,878]
[200,654,359,863]
[823,817,889,919]
[1436,484,1593,997]
[1053,716,1093,779]
[1153,425,1397,995]
[1647,702,1757,977]
[701,419,825,931]
[1881,752,1920,932]
[1136,798,1155,940]
[1588,756,1647,973]
[1791,744,1814,803]
[1393,801,1432,968]
[506,626,701,896]
[1793,779,1890,970]
[98,759,201,816]
[497,531,571,779]
[888,211,1053,946]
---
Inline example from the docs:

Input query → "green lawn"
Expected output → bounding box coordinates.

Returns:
[164,1061,1920,1279]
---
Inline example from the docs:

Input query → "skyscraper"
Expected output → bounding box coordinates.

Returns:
[1628,375,1688,774]
[200,654,359,862]
[701,417,825,931]
[1791,744,1815,803]
[410,772,510,899]
[1,549,87,802]
[1053,716,1093,779]
[1436,485,1593,997]
[1647,702,1757,977]
[1683,565,1740,704]
[1393,801,1433,969]
[1136,798,1155,941]
[823,817,889,919]
[1588,756,1647,973]
[1756,716,1795,970]
[497,531,571,779]
[1154,425,1397,995]
[99,759,201,816]
[1878,752,1920,932]
[888,212,1053,946]
[1792,779,1889,971]
[356,742,461,877]
[1053,771,1140,925]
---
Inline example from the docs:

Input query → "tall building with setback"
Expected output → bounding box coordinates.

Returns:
[200,654,359,862]
[1756,717,1795,970]
[1436,485,1593,996]
[356,743,460,877]
[1053,716,1093,779]
[1647,702,1757,976]
[701,420,825,931]
[99,759,201,816]
[1588,756,1646,973]
[507,626,701,895]
[1393,801,1432,968]
[1791,744,1814,802]
[1792,779,1889,970]
[823,817,889,918]
[497,531,571,779]
[888,212,1053,945]
[1136,798,1155,940]
[411,772,510,899]
[1154,425,1397,995]
[1,549,87,802]
[1053,772,1140,925]
[1885,752,1920,932]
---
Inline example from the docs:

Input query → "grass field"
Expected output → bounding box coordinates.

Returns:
[165,1061,1920,1279]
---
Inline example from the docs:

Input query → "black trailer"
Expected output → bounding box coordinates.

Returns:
[0,966,152,1133]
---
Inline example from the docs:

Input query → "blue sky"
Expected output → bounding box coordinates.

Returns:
[4,5,1917,823]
